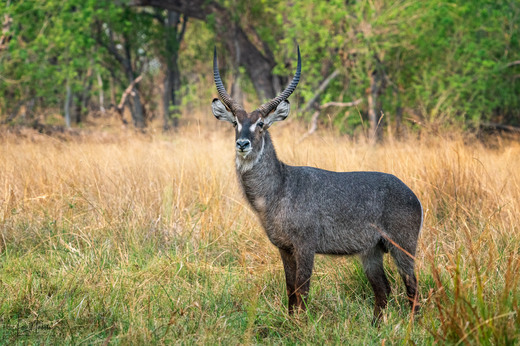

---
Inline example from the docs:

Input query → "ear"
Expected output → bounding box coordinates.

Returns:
[263,100,290,128]
[212,98,235,124]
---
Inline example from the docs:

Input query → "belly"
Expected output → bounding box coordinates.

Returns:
[315,224,381,255]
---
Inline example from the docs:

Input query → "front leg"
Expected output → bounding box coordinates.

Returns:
[294,248,315,312]
[279,248,297,314]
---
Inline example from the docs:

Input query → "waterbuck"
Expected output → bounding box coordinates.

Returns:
[211,47,423,321]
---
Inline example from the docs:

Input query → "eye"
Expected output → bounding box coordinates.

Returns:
[233,121,237,127]
[258,121,264,128]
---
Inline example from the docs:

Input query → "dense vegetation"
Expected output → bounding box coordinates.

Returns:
[1,0,519,136]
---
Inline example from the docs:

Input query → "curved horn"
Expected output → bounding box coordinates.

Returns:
[213,47,242,113]
[257,46,301,117]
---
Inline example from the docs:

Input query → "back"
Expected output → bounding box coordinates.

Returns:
[275,166,422,255]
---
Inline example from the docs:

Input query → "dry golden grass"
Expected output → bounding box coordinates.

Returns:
[0,120,519,343]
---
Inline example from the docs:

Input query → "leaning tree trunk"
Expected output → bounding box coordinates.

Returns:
[124,47,145,128]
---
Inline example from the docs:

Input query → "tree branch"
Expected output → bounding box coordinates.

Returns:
[480,122,520,133]
[116,74,143,124]
[298,69,340,113]
[299,98,363,142]
[0,14,13,50]
[94,22,127,69]
[320,99,363,108]
[129,0,215,19]
[177,14,188,42]
[139,8,166,24]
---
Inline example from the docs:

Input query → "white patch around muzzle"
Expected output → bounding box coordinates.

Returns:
[236,136,265,173]
[236,149,252,158]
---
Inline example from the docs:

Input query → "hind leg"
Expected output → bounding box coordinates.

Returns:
[360,245,391,323]
[390,246,419,314]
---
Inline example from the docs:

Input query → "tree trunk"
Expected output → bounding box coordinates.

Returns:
[2,99,23,124]
[162,72,171,130]
[109,75,116,107]
[21,98,35,122]
[171,61,181,127]
[77,78,93,123]
[130,85,145,128]
[73,94,81,123]
[162,10,185,130]
[367,70,380,143]
[124,49,145,128]
[117,75,142,125]
[131,0,279,100]
[230,26,244,107]
[395,89,403,139]
[65,82,72,128]
[97,72,105,114]
[232,24,276,100]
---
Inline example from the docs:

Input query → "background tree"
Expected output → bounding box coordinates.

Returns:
[0,0,96,125]
[0,0,518,135]
[132,0,286,101]
[93,2,162,128]
[159,10,187,130]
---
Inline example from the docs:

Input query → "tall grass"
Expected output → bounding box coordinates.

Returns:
[1,123,519,344]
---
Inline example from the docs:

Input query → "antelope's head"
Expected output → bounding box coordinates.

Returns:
[212,47,301,162]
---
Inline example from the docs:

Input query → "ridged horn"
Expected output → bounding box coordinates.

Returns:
[256,46,301,117]
[213,46,242,113]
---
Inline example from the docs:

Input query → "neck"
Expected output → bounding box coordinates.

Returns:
[236,131,285,214]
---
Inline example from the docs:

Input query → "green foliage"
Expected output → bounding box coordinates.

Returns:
[398,0,520,126]
[0,1,95,115]
[269,0,520,131]
[0,0,519,130]
[0,0,165,124]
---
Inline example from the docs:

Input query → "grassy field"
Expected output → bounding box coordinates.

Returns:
[1,122,519,344]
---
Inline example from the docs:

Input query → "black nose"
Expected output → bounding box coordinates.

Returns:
[236,139,251,151]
